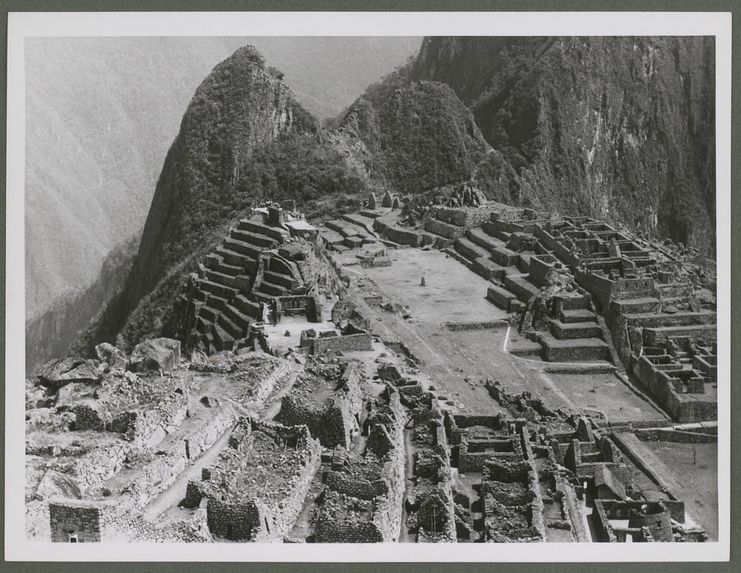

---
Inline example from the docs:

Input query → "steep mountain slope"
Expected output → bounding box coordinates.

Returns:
[75,46,370,351]
[26,37,419,368]
[411,36,716,254]
[25,236,138,372]
[335,79,496,195]
[74,46,493,353]
[26,36,420,320]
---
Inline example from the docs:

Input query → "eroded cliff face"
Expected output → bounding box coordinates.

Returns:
[412,36,716,254]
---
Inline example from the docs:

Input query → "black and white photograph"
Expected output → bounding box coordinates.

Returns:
[4,10,732,563]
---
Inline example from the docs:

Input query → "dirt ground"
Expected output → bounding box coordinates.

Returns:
[351,248,666,423]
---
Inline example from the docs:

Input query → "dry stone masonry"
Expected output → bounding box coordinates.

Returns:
[26,191,715,545]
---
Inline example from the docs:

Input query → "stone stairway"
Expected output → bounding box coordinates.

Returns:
[539,294,611,362]
[189,214,306,353]
[318,215,378,251]
[446,217,613,364]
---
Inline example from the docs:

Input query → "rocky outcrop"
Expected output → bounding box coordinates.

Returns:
[94,343,128,371]
[36,358,101,390]
[34,470,82,501]
[128,338,181,372]
[411,37,716,254]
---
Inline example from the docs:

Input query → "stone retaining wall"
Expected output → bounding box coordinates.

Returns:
[310,332,373,355]
[114,405,236,508]
[48,498,115,543]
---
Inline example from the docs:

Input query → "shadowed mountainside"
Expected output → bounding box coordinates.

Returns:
[411,36,716,253]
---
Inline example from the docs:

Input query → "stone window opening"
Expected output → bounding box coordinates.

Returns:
[68,531,78,543]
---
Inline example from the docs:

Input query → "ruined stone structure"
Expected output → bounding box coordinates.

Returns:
[593,500,675,543]
[279,360,363,448]
[299,328,373,355]
[48,498,115,543]
[318,212,379,252]
[406,395,457,543]
[445,414,544,542]
[186,418,321,541]
[179,206,325,353]
[26,193,715,546]
[313,387,406,543]
[409,204,716,422]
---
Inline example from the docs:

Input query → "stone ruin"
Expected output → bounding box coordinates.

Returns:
[278,359,363,449]
[185,418,321,541]
[25,194,717,546]
[312,386,406,542]
[298,301,374,356]
[174,205,336,354]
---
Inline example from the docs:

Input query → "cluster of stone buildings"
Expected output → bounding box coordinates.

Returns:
[26,186,717,546]
[373,201,716,425]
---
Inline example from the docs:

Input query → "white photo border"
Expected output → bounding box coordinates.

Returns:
[5,10,732,562]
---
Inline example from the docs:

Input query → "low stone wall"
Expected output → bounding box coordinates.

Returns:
[73,442,129,494]
[310,332,373,355]
[444,320,508,331]
[373,219,437,248]
[324,471,388,500]
[458,437,524,474]
[113,405,236,508]
[431,206,498,228]
[635,428,717,443]
[371,391,406,542]
[109,391,190,448]
[425,218,466,240]
[313,491,385,542]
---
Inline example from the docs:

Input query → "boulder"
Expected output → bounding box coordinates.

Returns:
[35,470,81,500]
[128,338,181,373]
[95,342,128,370]
[376,362,403,382]
[55,382,95,408]
[26,383,52,409]
[36,358,100,391]
[200,395,220,408]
